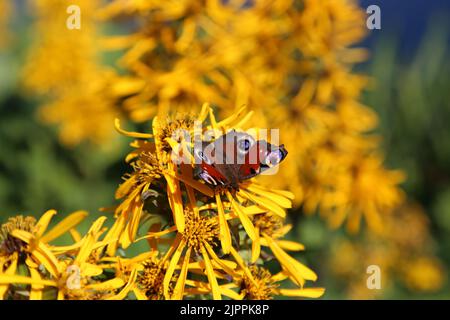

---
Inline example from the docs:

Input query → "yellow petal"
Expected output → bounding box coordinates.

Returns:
[76,217,107,264]
[104,214,126,256]
[35,209,57,238]
[242,205,267,215]
[41,210,88,243]
[165,169,185,233]
[200,246,221,300]
[115,175,138,199]
[239,190,286,218]
[0,255,18,298]
[229,247,256,286]
[271,271,288,283]
[251,227,261,263]
[203,242,237,276]
[29,268,44,300]
[216,194,232,254]
[163,236,185,299]
[208,108,218,130]
[133,288,148,300]
[168,170,214,197]
[199,103,210,123]
[136,226,177,242]
[69,228,82,243]
[127,203,144,244]
[275,240,305,251]
[263,234,317,286]
[221,287,243,300]
[107,269,138,300]
[0,274,56,287]
[115,118,152,139]
[227,192,256,241]
[49,241,84,254]
[246,185,292,208]
[277,288,325,298]
[86,277,126,291]
[172,247,192,300]
[81,263,104,277]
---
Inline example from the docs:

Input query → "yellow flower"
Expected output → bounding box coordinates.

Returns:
[401,257,446,293]
[98,0,405,236]
[104,114,199,253]
[182,265,324,300]
[179,104,295,256]
[134,253,172,300]
[251,213,317,287]
[329,202,446,298]
[318,153,406,233]
[0,210,87,299]
[22,0,120,146]
[110,104,294,255]
[238,265,324,300]
[98,0,235,122]
[20,216,138,300]
[138,207,238,300]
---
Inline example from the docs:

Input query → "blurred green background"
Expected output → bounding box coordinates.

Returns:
[0,2,449,299]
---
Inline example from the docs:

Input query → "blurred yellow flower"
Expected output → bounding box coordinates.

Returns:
[22,0,120,146]
[329,202,447,299]
[401,257,446,292]
[238,265,324,300]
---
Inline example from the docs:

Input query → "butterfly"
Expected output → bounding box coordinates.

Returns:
[193,130,288,190]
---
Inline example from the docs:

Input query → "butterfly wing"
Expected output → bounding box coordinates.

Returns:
[193,139,229,186]
[193,130,288,188]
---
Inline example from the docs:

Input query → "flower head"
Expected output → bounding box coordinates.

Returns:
[0,210,88,299]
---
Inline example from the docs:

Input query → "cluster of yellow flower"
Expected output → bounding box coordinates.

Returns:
[329,202,446,299]
[5,0,445,300]
[1,105,324,300]
[20,0,406,233]
[21,0,119,146]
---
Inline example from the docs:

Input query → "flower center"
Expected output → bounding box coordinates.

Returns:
[252,213,283,237]
[132,152,163,185]
[241,266,277,300]
[138,257,172,300]
[156,116,195,156]
[0,216,36,257]
[182,210,219,253]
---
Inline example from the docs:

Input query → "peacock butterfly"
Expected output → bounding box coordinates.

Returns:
[193,130,288,190]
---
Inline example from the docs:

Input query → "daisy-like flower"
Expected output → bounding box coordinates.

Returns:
[329,202,446,299]
[98,0,236,122]
[104,112,208,254]
[175,104,295,258]
[0,210,87,299]
[179,261,324,300]
[133,252,172,300]
[22,0,120,146]
[137,207,239,300]
[320,153,406,233]
[238,265,324,300]
[251,213,318,287]
[110,104,294,256]
[2,215,142,300]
